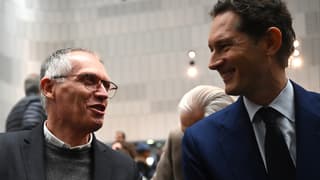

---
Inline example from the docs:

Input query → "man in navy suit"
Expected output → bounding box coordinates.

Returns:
[0,48,140,180]
[182,0,320,180]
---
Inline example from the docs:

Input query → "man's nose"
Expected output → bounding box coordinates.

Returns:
[208,52,221,70]
[95,83,109,99]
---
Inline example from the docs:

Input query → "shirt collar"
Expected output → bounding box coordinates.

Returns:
[43,121,92,150]
[244,80,295,123]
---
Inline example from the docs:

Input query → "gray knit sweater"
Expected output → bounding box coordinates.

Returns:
[45,142,92,180]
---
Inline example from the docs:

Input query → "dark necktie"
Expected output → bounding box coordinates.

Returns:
[257,107,295,180]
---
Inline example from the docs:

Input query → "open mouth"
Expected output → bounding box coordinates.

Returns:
[89,104,106,114]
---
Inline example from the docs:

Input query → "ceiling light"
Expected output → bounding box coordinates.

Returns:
[293,49,300,56]
[293,40,300,48]
[188,50,196,59]
[290,57,303,68]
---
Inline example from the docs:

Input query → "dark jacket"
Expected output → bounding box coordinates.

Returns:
[6,95,46,132]
[182,81,320,180]
[0,124,141,180]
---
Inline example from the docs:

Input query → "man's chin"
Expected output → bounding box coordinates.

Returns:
[90,119,104,132]
[224,84,239,96]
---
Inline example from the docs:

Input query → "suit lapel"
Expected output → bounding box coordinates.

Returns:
[92,135,113,180]
[219,98,267,180]
[292,82,320,179]
[20,126,116,180]
[21,124,46,180]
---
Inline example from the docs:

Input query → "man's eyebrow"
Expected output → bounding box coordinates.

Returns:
[79,72,95,75]
[215,37,234,45]
[209,37,234,50]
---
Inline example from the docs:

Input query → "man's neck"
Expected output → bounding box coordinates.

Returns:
[245,77,288,106]
[45,120,91,147]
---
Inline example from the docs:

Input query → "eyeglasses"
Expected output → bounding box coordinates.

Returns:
[52,73,118,98]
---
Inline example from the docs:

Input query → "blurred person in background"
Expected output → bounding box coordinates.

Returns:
[6,73,47,132]
[152,85,234,180]
[114,130,126,143]
[135,142,155,180]
[112,140,137,159]
[112,130,137,159]
[0,48,140,180]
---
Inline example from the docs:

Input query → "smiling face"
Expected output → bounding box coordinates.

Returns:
[46,50,110,134]
[208,11,272,98]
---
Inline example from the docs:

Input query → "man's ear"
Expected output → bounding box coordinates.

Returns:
[40,77,55,100]
[263,27,282,56]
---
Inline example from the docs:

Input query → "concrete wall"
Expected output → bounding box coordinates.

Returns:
[0,0,319,142]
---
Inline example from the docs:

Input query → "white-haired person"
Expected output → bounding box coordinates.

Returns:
[152,85,234,180]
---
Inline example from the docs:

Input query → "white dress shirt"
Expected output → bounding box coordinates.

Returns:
[243,80,296,168]
[43,121,92,150]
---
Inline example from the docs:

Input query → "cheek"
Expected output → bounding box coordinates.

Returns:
[236,57,267,89]
[57,87,89,109]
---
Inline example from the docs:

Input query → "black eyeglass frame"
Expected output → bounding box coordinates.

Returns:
[52,73,118,98]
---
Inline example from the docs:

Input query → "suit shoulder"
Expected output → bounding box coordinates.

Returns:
[94,140,140,179]
[0,130,30,141]
[292,81,320,99]
[307,90,320,99]
[184,102,238,140]
[0,131,30,151]
[194,103,234,128]
[292,82,320,108]
[96,140,136,164]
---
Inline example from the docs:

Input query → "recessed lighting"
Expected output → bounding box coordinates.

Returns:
[187,66,198,78]
[293,40,300,48]
[146,139,154,145]
[188,50,196,59]
[293,49,300,56]
[290,56,303,68]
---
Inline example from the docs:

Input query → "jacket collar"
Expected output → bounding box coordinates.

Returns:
[92,135,113,180]
[22,124,114,180]
[22,124,46,180]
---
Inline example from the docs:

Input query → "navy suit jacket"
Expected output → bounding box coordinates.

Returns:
[0,124,141,180]
[182,82,320,180]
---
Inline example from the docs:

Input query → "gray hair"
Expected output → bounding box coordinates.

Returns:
[178,85,234,127]
[40,48,99,108]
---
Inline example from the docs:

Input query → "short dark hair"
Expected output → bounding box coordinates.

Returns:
[210,0,296,67]
[24,74,40,96]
